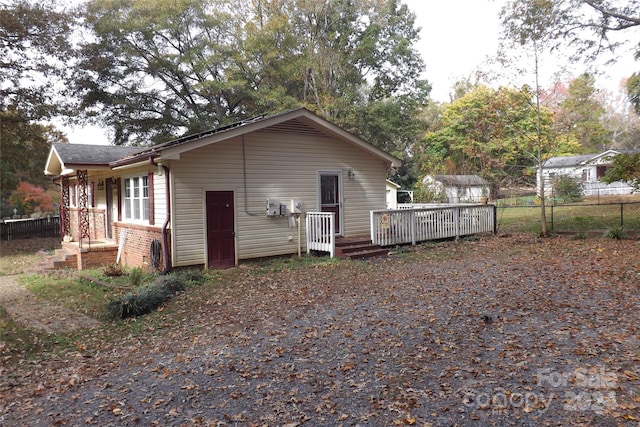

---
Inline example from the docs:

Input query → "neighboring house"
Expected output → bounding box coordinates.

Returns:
[44,108,401,270]
[421,175,490,204]
[537,149,636,197]
[385,179,401,209]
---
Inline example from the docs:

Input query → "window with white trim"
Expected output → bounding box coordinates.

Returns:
[123,175,149,222]
[69,183,94,208]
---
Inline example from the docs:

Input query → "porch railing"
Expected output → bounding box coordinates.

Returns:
[306,212,335,257]
[371,204,496,246]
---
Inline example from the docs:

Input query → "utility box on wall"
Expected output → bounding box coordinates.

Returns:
[291,198,303,214]
[266,198,281,216]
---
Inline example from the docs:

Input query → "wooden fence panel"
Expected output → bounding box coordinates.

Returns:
[1,216,61,241]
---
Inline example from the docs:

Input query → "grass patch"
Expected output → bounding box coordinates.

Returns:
[0,237,61,276]
[22,274,118,318]
[0,306,81,363]
[497,205,544,234]
[497,201,640,234]
[247,253,343,273]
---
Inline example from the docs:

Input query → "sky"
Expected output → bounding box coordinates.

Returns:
[403,0,637,102]
[403,0,503,102]
[64,0,637,145]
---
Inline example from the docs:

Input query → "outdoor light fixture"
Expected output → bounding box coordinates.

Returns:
[97,180,104,190]
[348,169,355,179]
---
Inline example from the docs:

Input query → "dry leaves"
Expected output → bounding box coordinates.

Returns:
[1,234,639,426]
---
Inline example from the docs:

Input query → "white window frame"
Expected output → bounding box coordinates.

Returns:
[70,182,94,208]
[123,175,149,223]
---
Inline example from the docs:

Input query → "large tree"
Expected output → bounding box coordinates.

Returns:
[1,0,75,215]
[0,108,66,216]
[555,73,609,152]
[76,0,430,147]
[0,0,76,120]
[415,85,572,195]
[500,1,640,112]
[499,0,565,236]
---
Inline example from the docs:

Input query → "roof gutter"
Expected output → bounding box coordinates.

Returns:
[110,150,158,169]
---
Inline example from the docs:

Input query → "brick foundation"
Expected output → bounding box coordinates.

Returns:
[68,208,107,241]
[113,222,169,271]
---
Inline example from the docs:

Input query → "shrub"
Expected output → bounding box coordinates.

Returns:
[106,276,185,319]
[552,176,583,203]
[604,226,624,240]
[413,182,447,203]
[102,263,126,277]
[128,267,146,288]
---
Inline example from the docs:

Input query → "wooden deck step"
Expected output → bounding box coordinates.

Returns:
[335,237,388,260]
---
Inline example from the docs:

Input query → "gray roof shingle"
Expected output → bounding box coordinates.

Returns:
[53,143,143,166]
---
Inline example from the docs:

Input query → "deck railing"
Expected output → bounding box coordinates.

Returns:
[371,204,496,246]
[306,212,335,257]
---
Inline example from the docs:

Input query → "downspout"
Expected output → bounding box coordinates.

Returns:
[161,164,171,273]
[149,156,172,273]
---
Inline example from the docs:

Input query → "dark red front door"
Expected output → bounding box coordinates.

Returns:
[320,173,341,234]
[206,191,235,269]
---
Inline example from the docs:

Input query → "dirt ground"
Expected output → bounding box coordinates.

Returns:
[1,234,639,426]
[0,275,101,333]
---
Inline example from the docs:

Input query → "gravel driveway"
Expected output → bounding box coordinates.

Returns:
[1,235,639,426]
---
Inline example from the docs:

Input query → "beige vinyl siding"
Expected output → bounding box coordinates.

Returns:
[170,130,388,267]
[153,173,167,225]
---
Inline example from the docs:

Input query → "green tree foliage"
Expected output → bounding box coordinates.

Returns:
[602,152,640,190]
[0,0,76,120]
[1,0,74,216]
[555,73,609,152]
[0,108,64,215]
[552,175,583,203]
[76,0,430,147]
[415,85,568,192]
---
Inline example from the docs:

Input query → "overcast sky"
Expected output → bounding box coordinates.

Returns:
[403,0,503,102]
[403,0,637,103]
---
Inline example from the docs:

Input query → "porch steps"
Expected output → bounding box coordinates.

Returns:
[26,247,78,273]
[335,237,388,260]
[51,247,78,270]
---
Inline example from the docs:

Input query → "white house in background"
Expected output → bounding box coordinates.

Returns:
[538,149,636,197]
[421,175,490,204]
[385,179,401,209]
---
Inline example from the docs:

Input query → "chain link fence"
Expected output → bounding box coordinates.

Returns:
[497,202,640,236]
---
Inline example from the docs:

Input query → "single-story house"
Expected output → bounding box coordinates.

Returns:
[537,149,636,197]
[421,175,490,204]
[385,179,401,209]
[44,108,401,270]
